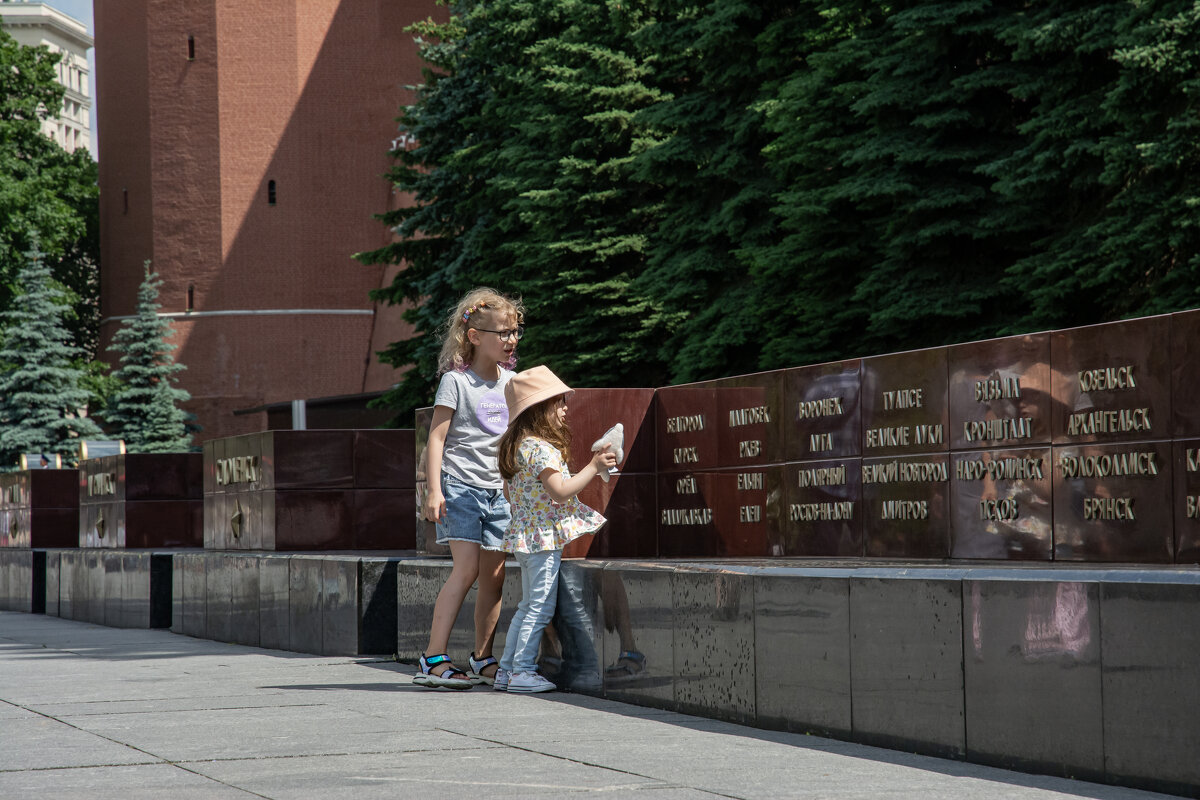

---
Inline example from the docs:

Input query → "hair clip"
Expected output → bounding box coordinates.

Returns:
[462,301,489,322]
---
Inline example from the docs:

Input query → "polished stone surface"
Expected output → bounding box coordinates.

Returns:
[599,565,674,708]
[963,579,1103,779]
[289,556,324,654]
[0,470,79,548]
[0,549,32,611]
[204,553,234,643]
[177,551,207,638]
[781,458,863,557]
[360,558,398,655]
[713,371,787,468]
[258,554,290,650]
[1100,581,1200,794]
[1172,309,1200,437]
[658,468,782,557]
[655,385,719,473]
[44,550,60,616]
[861,347,950,457]
[1051,315,1171,445]
[754,572,851,737]
[850,576,965,758]
[861,454,951,558]
[672,569,756,724]
[1052,441,1174,562]
[321,557,359,656]
[563,388,657,476]
[228,554,261,647]
[353,430,415,489]
[949,334,1052,449]
[574,473,657,558]
[543,560,604,690]
[950,447,1053,559]
[351,489,415,550]
[395,559,522,663]
[784,359,863,461]
[1174,440,1200,563]
[656,470,720,557]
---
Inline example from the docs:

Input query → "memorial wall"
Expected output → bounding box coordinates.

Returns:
[417,309,1200,564]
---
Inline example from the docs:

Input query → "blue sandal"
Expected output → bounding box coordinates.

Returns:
[468,652,499,686]
[413,653,473,690]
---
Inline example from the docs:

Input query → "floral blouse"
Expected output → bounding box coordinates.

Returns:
[503,437,606,554]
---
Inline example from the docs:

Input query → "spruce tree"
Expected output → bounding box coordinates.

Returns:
[0,242,101,469]
[105,264,193,453]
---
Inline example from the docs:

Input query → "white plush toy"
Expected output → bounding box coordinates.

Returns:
[590,422,625,482]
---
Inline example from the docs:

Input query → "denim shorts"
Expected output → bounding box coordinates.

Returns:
[435,473,509,550]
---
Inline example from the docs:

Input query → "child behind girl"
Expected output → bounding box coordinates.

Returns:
[493,366,617,693]
[415,288,524,689]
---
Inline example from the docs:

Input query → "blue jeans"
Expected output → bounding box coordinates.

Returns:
[499,548,562,674]
[434,474,508,550]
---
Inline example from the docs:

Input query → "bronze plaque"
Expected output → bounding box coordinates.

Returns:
[1171,310,1200,437]
[656,385,719,473]
[949,448,1052,560]
[784,359,862,460]
[781,458,863,556]
[861,453,950,557]
[1050,316,1171,444]
[564,388,657,476]
[949,334,1051,449]
[1173,440,1200,562]
[713,372,786,468]
[861,347,949,457]
[1052,441,1173,562]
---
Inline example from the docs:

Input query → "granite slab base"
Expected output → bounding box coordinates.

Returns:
[171,551,412,656]
[48,549,173,628]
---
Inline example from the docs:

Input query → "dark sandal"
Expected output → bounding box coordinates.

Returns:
[413,653,473,689]
[468,652,499,685]
[604,650,647,683]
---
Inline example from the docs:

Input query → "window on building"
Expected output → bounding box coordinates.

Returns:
[267,179,277,206]
[187,284,195,311]
[188,36,195,60]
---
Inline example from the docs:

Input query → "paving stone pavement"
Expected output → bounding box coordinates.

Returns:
[0,611,1182,799]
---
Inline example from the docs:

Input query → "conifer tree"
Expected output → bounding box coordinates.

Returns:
[0,242,101,469]
[105,263,193,453]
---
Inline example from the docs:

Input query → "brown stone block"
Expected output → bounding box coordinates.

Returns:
[861,347,949,457]
[1050,316,1171,444]
[657,470,719,556]
[949,334,1052,449]
[1174,440,1200,563]
[861,453,951,558]
[657,469,777,557]
[266,430,355,489]
[576,473,657,559]
[203,439,218,496]
[415,407,432,484]
[781,458,864,557]
[274,490,354,550]
[125,501,203,548]
[784,359,863,461]
[949,448,1052,560]
[713,372,786,468]
[1052,442,1173,562]
[1172,310,1200,437]
[352,489,415,550]
[30,508,78,548]
[354,429,415,489]
[565,388,656,476]
[123,453,202,500]
[656,385,719,473]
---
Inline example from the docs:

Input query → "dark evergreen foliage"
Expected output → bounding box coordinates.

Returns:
[361,0,1200,416]
[0,243,101,469]
[105,264,194,453]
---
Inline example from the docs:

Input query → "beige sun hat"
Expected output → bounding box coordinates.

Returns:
[505,365,573,425]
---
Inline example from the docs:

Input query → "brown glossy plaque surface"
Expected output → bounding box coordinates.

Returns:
[354,430,415,489]
[657,468,779,557]
[861,454,951,557]
[1172,440,1200,563]
[1052,441,1173,562]
[784,359,862,461]
[948,334,1052,450]
[0,470,78,548]
[657,471,719,556]
[577,473,658,559]
[79,454,203,548]
[564,388,656,476]
[781,458,863,557]
[1050,316,1170,444]
[656,385,719,473]
[861,347,949,457]
[712,372,786,468]
[949,448,1052,560]
[1171,310,1200,437]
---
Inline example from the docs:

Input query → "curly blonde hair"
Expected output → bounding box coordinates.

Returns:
[436,287,525,375]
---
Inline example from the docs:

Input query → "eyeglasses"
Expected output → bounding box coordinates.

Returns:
[474,325,525,342]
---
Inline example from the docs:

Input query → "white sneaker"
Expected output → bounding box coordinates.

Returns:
[507,671,556,694]
[493,668,510,692]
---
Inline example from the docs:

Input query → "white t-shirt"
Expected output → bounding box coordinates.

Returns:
[433,366,514,489]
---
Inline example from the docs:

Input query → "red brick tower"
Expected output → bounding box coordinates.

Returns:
[95,0,431,441]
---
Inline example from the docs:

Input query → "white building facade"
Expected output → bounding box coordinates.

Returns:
[0,1,92,153]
